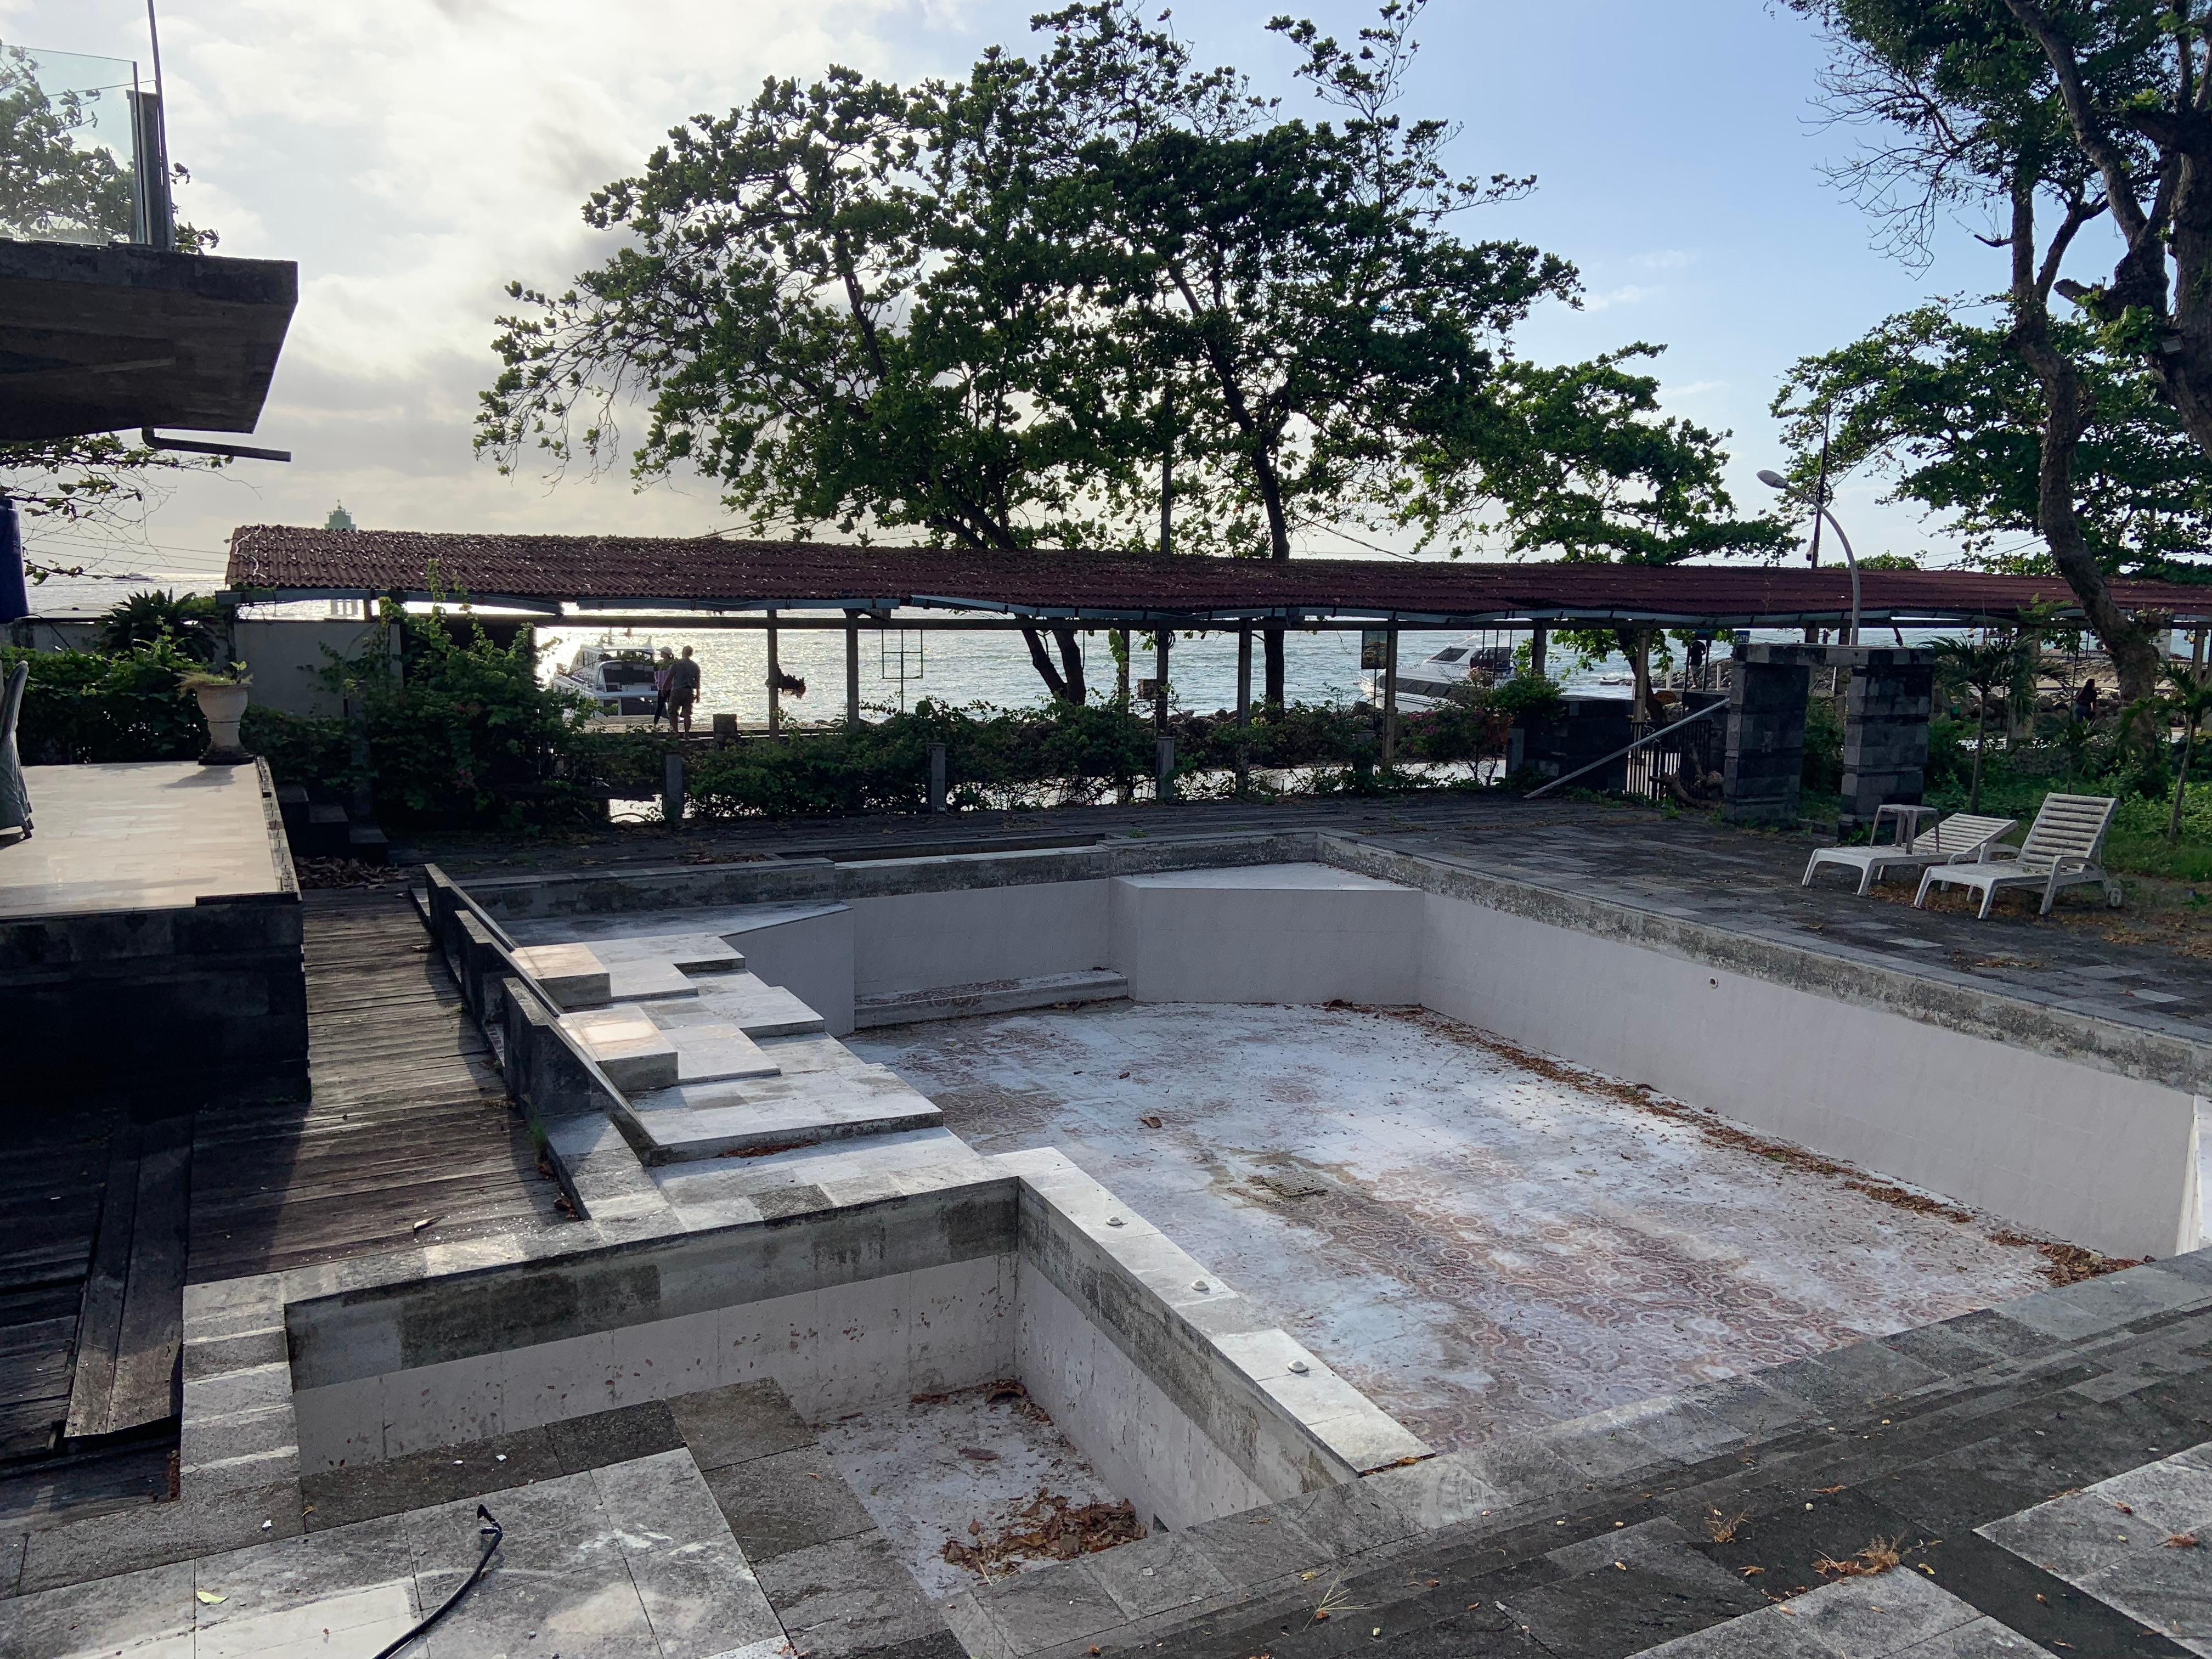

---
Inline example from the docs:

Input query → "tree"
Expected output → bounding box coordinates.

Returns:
[1412,349,1790,715]
[1775,299,2212,582]
[0,43,134,243]
[1027,2,1581,704]
[484,1,1775,710]
[2,433,224,583]
[1934,633,2032,809]
[1787,0,2171,709]
[2164,661,2212,839]
[1991,2,2212,473]
[478,68,1133,704]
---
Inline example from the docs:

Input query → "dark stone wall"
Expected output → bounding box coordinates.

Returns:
[1723,648,1813,826]
[1841,651,1937,831]
[1514,696,1635,792]
[0,894,307,1110]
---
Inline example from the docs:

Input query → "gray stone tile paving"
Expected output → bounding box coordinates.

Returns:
[1980,1441,2212,1656]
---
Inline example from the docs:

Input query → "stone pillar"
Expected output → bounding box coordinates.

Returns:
[1840,646,1936,833]
[1723,639,1814,826]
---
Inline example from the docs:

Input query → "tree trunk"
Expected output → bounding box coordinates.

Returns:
[1051,623,1085,705]
[2171,709,2197,844]
[2000,175,2163,727]
[1970,698,1988,814]
[1019,624,1082,705]
[1619,628,1653,721]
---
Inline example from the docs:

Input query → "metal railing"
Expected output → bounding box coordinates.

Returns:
[1528,698,1728,802]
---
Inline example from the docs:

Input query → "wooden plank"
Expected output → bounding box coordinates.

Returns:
[187,889,562,1285]
[104,1119,192,1437]
[63,1123,137,1441]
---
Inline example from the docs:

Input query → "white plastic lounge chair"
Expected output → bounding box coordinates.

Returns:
[1914,792,2121,917]
[1802,808,2017,895]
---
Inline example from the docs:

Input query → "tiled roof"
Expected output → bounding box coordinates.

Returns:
[224,525,2212,624]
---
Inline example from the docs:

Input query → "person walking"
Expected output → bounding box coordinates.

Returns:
[669,645,702,735]
[651,648,674,730]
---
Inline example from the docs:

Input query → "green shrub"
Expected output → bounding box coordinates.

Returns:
[1,640,208,763]
[323,603,596,828]
[1802,696,1844,794]
[240,706,352,793]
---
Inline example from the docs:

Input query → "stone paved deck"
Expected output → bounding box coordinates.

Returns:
[0,761,285,918]
[947,1252,2212,1658]
[421,792,2212,1050]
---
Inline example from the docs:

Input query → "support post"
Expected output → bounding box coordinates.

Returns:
[1153,630,1170,732]
[1235,625,1252,795]
[928,743,947,814]
[1529,624,1548,681]
[844,616,860,729]
[1156,736,1175,803]
[662,751,685,830]
[1382,627,1400,766]
[766,609,782,737]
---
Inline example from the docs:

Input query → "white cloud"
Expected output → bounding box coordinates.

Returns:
[1584,283,1652,311]
[1631,249,1691,271]
[1663,379,1726,399]
[7,0,977,574]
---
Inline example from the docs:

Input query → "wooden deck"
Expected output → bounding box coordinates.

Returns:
[0,1110,111,1464]
[187,888,563,1285]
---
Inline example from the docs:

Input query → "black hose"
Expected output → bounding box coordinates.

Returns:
[370,1504,503,1659]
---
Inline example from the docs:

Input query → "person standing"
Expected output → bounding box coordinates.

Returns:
[651,647,675,730]
[669,645,702,734]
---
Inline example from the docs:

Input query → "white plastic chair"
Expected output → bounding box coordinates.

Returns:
[1913,793,2122,917]
[1802,808,2016,895]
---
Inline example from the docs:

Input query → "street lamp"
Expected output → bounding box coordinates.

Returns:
[1758,469,1860,646]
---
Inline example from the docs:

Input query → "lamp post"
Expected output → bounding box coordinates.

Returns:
[1758,469,1859,646]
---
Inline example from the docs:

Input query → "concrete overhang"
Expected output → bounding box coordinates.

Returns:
[0,238,297,441]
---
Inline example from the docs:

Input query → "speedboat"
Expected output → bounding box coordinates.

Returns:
[1368,635,1515,707]
[554,636,661,714]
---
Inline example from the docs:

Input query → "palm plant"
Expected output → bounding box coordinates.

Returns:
[2163,664,2212,844]
[1933,633,2030,812]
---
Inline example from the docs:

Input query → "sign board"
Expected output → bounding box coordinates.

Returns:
[1360,629,1391,670]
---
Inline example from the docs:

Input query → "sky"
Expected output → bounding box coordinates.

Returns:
[5,0,2055,588]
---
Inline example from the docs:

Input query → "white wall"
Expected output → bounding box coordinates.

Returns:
[1417,891,2201,1262]
[849,881,1110,996]
[1015,1270,1270,1532]
[727,905,857,1036]
[233,618,385,718]
[1109,864,1423,1005]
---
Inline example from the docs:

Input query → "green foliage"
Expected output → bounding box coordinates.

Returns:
[1483,674,1565,721]
[1802,695,1844,794]
[98,589,222,660]
[1774,300,2212,583]
[240,707,351,793]
[328,605,596,829]
[0,640,207,763]
[0,43,134,243]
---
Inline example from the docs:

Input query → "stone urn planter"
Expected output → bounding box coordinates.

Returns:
[183,675,252,766]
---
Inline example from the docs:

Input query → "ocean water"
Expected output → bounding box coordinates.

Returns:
[30,573,1646,716]
[533,618,1653,723]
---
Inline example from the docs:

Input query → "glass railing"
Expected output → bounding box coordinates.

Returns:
[0,42,166,246]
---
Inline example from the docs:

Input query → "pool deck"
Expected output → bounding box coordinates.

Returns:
[415,791,2212,1055]
[0,761,288,918]
[8,794,2212,1657]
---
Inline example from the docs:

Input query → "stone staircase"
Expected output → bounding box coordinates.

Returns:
[946,1255,2212,1658]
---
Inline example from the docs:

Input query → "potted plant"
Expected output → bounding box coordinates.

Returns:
[179,665,253,765]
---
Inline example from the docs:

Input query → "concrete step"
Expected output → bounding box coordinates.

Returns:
[583,932,747,975]
[605,959,702,1002]
[852,968,1128,1029]
[513,942,612,1009]
[624,1064,941,1161]
[684,975,828,1038]
[560,1007,676,1093]
[667,1023,782,1084]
